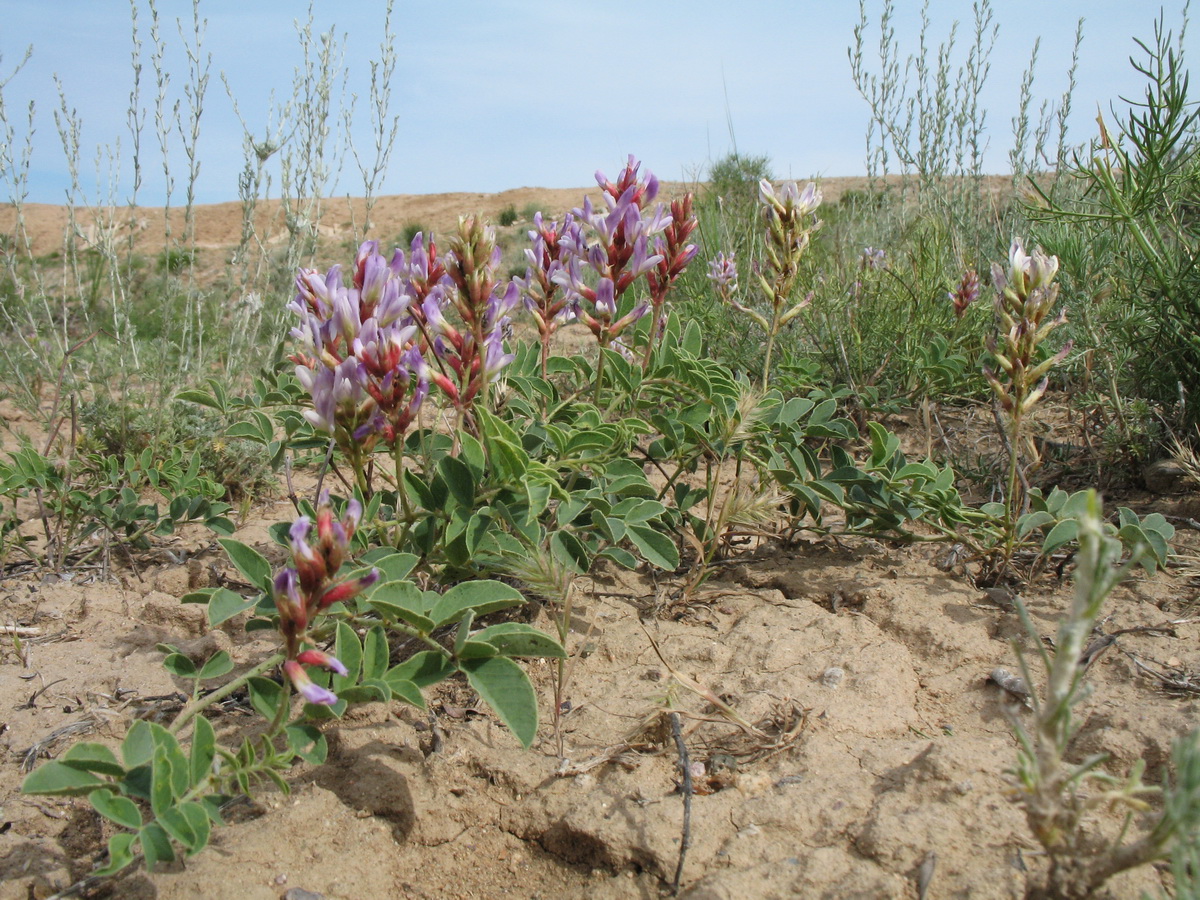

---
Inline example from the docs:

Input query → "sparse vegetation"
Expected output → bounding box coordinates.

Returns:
[1,3,1198,898]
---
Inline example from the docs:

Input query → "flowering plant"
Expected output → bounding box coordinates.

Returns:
[711,180,822,388]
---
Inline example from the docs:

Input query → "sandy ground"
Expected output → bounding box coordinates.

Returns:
[0,174,1019,258]
[1,182,1197,900]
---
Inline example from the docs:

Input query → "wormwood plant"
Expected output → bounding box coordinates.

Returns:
[1007,492,1200,899]
[1026,10,1200,429]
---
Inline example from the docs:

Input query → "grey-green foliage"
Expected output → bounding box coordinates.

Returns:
[1027,9,1200,429]
[1007,491,1199,898]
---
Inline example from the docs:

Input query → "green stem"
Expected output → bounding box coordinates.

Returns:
[1002,408,1025,569]
[168,652,285,736]
[392,438,413,550]
[593,342,607,406]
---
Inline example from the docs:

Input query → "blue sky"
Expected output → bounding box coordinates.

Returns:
[1,1,1193,205]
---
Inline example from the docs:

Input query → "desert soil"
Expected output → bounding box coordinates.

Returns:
[1,179,1197,900]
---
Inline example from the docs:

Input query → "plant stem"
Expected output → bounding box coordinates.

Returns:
[168,652,285,736]
[1003,407,1024,568]
[593,343,607,406]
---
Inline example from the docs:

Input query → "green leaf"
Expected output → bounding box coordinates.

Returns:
[285,723,328,765]
[367,552,420,583]
[190,716,216,788]
[491,437,530,481]
[198,651,234,680]
[22,761,105,796]
[248,676,286,722]
[94,832,138,877]
[459,431,487,478]
[139,822,176,871]
[461,657,539,749]
[387,650,455,690]
[1061,490,1092,518]
[550,530,591,574]
[1043,519,1080,556]
[178,801,211,856]
[206,587,260,628]
[979,501,1006,519]
[217,538,273,593]
[362,625,389,681]
[162,653,197,678]
[337,679,391,703]
[62,742,126,777]
[175,388,225,411]
[122,721,155,768]
[91,788,143,829]
[369,580,434,631]
[1017,510,1056,538]
[474,623,567,659]
[627,524,679,570]
[599,546,639,569]
[157,805,198,852]
[387,677,426,708]
[438,455,476,508]
[150,724,191,801]
[429,580,526,629]
[334,621,364,690]
[456,639,498,660]
[612,498,666,524]
[150,744,176,817]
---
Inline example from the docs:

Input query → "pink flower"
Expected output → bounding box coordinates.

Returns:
[284,660,339,705]
[296,649,349,677]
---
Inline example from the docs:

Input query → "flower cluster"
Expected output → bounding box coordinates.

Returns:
[707,252,738,294]
[758,179,821,306]
[274,495,380,705]
[553,155,671,353]
[984,238,1071,417]
[710,180,822,388]
[644,192,699,356]
[949,268,980,319]
[521,211,579,375]
[429,215,519,416]
[290,241,430,451]
[861,246,886,270]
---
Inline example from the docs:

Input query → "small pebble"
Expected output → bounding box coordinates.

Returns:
[822,666,845,688]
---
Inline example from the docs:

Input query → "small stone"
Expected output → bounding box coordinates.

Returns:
[283,890,325,900]
[822,666,845,688]
[1144,458,1190,494]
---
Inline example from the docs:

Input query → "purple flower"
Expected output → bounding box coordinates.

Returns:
[861,247,886,270]
[296,649,349,677]
[950,268,980,318]
[594,278,617,319]
[707,252,738,291]
[296,357,367,434]
[481,328,516,382]
[284,659,338,705]
[289,516,314,559]
[272,568,306,630]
